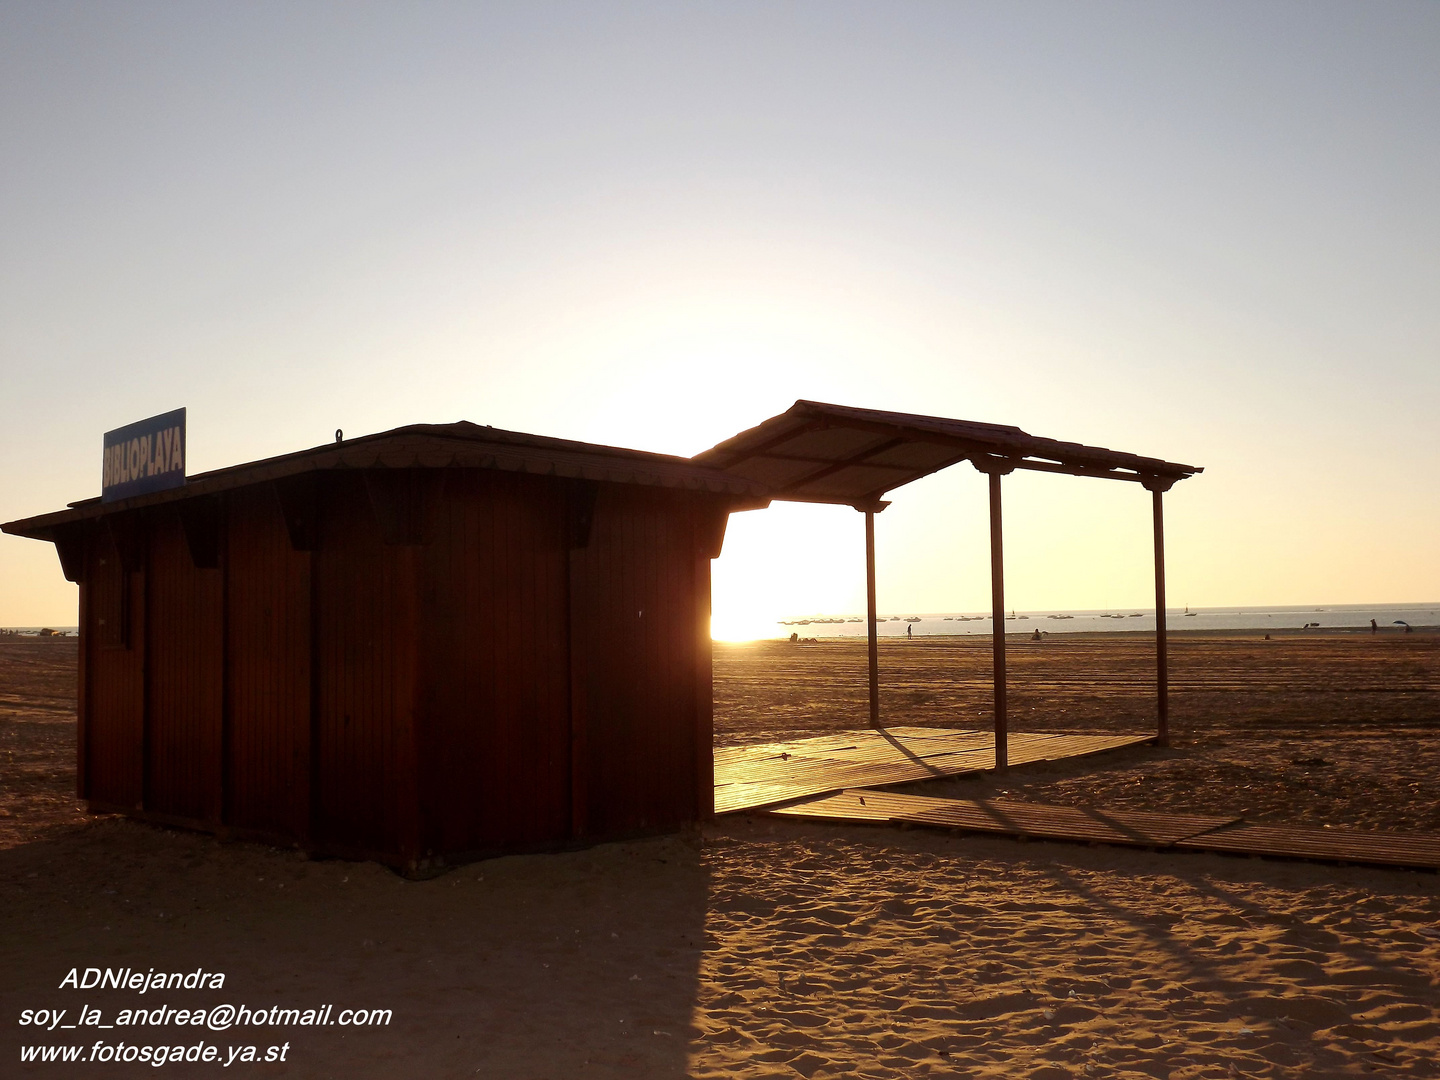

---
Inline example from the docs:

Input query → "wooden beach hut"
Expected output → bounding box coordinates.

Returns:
[2,422,767,874]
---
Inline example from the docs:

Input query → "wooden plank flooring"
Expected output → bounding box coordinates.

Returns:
[1174,822,1440,869]
[773,789,1241,846]
[712,728,1152,815]
[769,789,1440,872]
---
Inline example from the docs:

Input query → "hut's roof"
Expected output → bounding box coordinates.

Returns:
[2,421,769,541]
[694,400,1202,510]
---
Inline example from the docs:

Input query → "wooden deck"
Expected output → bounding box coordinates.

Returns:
[715,728,1440,871]
[712,727,1152,815]
[1173,822,1440,869]
[770,789,1440,872]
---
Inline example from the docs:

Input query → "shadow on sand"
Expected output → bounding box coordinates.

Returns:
[1,818,708,1078]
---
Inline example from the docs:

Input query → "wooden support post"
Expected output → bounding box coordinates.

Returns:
[1151,485,1170,747]
[865,509,880,730]
[987,471,1008,772]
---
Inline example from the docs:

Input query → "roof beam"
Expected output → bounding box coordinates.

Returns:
[750,451,921,474]
[776,437,912,492]
[704,418,827,470]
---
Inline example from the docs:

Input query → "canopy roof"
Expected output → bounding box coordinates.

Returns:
[3,422,769,541]
[695,400,1202,511]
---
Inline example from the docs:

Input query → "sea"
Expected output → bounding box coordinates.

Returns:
[5,603,1437,640]
[775,603,1440,638]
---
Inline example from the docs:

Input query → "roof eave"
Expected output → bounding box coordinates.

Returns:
[2,428,771,540]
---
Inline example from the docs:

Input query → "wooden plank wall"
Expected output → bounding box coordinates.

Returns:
[143,509,223,823]
[415,471,572,858]
[224,485,311,838]
[73,470,724,864]
[83,526,145,809]
[569,486,704,839]
[312,474,418,861]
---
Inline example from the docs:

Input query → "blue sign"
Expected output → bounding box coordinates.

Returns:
[102,409,187,503]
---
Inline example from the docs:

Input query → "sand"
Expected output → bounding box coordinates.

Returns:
[716,633,1440,833]
[2,633,1438,1078]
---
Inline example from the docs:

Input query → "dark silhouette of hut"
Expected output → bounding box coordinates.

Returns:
[2,422,766,874]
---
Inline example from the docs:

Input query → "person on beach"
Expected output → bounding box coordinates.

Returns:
[906,623,912,639]
[1371,619,1378,634]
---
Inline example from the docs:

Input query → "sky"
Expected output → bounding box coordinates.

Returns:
[1,1,1436,637]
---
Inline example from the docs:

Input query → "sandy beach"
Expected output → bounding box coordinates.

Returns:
[3,633,1438,1078]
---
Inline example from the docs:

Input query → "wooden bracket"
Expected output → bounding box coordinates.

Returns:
[699,502,730,560]
[970,455,1018,477]
[52,523,88,583]
[851,499,892,514]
